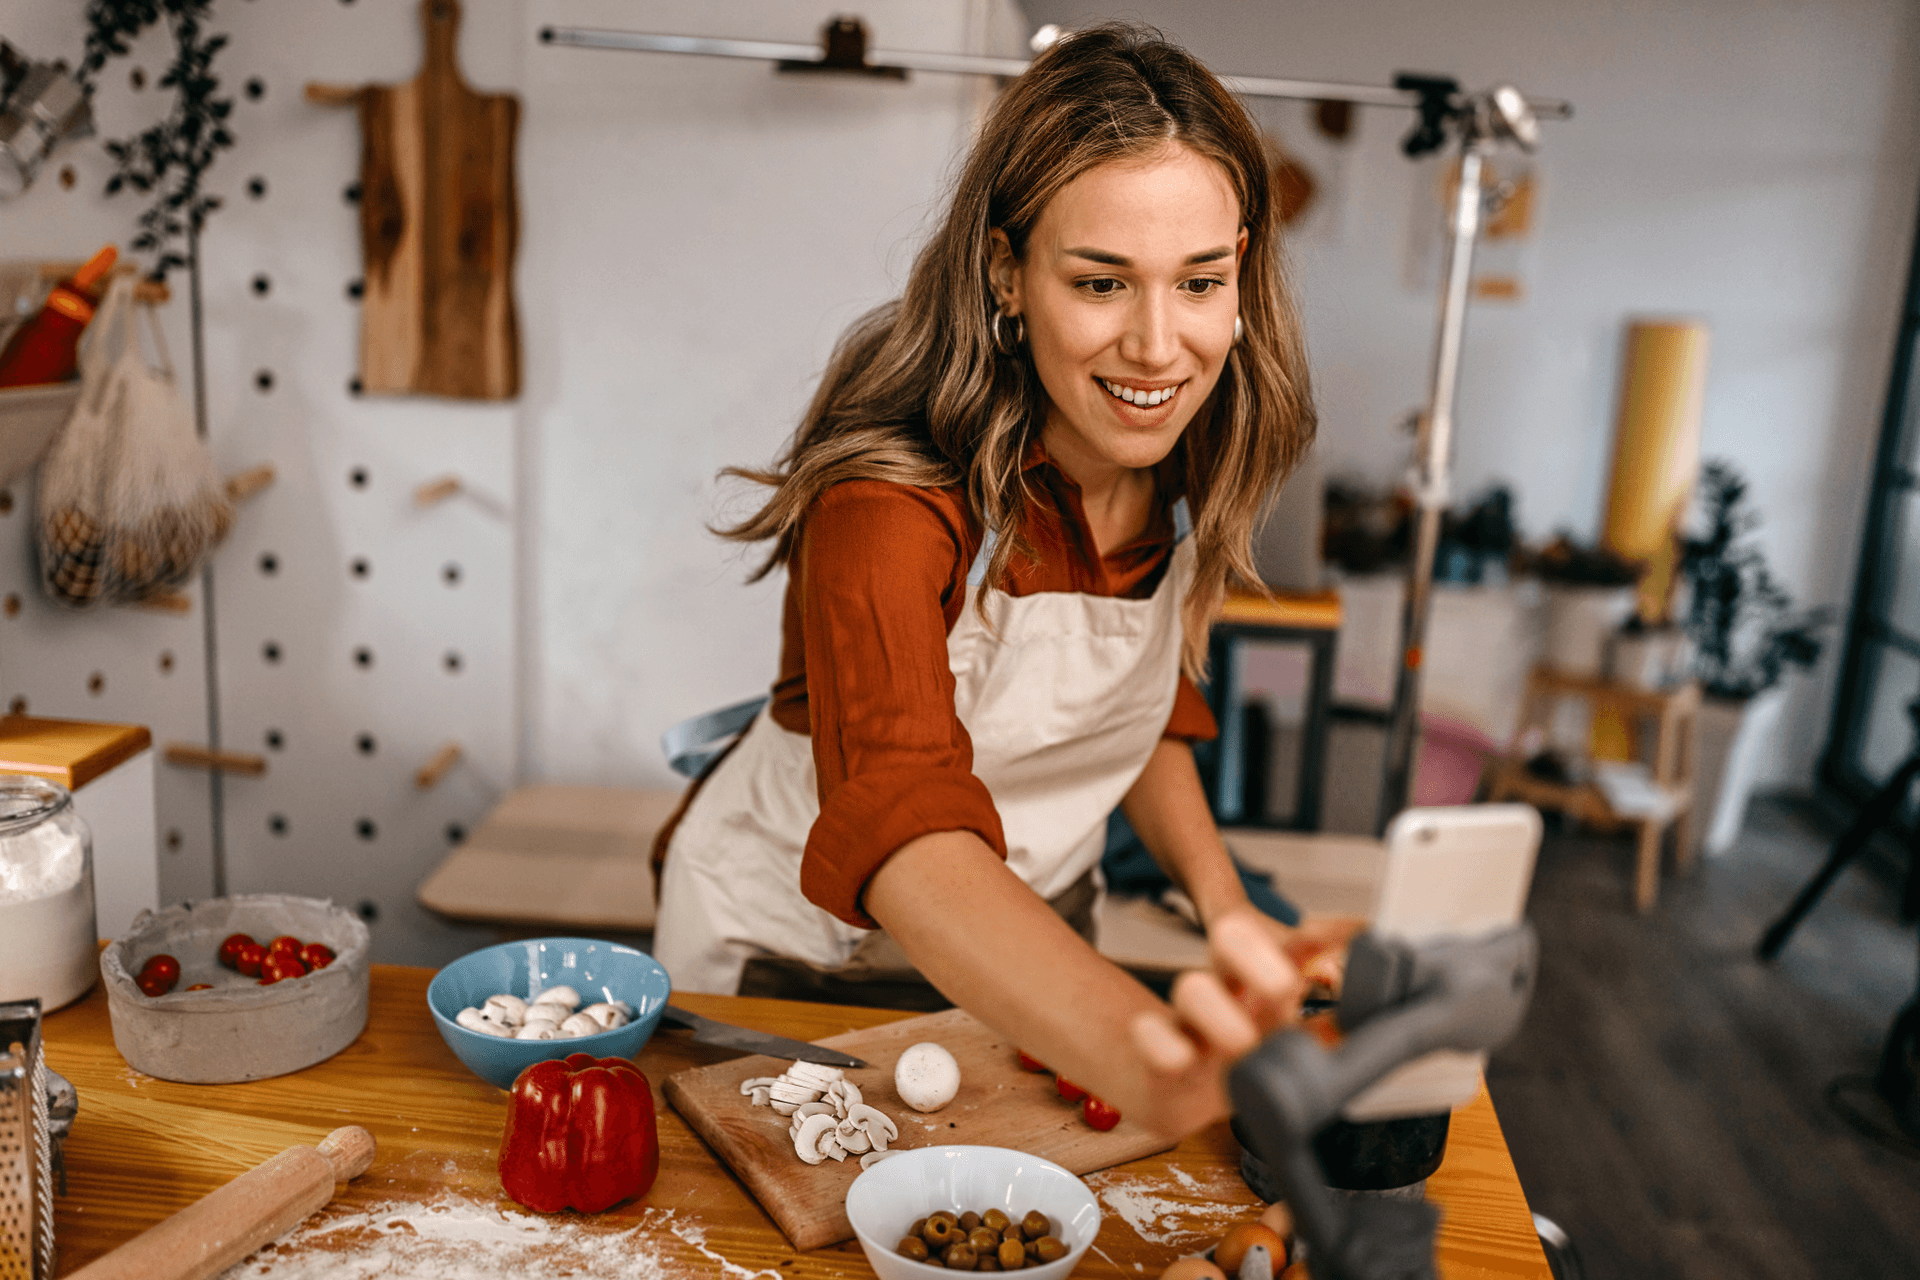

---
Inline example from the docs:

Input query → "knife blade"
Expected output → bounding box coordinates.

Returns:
[660,1004,870,1068]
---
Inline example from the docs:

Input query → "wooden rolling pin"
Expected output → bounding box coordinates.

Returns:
[67,1125,376,1280]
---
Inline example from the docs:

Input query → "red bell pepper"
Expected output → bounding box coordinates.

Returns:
[498,1052,660,1214]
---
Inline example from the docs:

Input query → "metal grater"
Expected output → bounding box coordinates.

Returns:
[0,999,53,1280]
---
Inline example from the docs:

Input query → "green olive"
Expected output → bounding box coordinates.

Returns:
[1033,1235,1068,1264]
[924,1218,960,1247]
[1021,1211,1051,1240]
[969,1227,1000,1252]
[909,1219,927,1240]
[998,1236,1028,1269]
[898,1236,931,1261]
[960,1211,982,1232]
[945,1242,978,1270]
[1024,1238,1041,1261]
[928,1210,960,1229]
[981,1208,1011,1233]
[977,1260,1001,1273]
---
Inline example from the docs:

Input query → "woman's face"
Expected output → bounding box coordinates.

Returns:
[992,143,1245,481]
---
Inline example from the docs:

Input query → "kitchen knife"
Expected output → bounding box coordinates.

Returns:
[660,1004,869,1068]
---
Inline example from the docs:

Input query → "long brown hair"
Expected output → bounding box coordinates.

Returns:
[719,22,1315,678]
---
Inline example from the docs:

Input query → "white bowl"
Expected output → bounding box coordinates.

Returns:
[845,1146,1100,1280]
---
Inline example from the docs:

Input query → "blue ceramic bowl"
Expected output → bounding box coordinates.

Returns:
[427,937,671,1089]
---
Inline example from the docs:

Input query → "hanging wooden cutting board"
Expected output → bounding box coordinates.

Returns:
[662,1007,1178,1251]
[308,0,519,400]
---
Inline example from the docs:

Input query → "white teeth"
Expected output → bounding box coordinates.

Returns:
[1102,380,1178,407]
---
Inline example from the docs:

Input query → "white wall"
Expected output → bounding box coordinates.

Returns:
[1027,0,1920,788]
[518,0,1028,787]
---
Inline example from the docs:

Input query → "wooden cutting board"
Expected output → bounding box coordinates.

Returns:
[662,1007,1177,1251]
[309,0,519,400]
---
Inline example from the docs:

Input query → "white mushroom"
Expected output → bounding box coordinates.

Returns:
[894,1042,961,1113]
[516,1024,560,1040]
[838,1124,872,1154]
[521,1006,564,1030]
[456,1008,513,1038]
[751,1087,771,1107]
[532,985,581,1012]
[771,1100,800,1116]
[846,1103,897,1141]
[482,994,528,1027]
[791,1101,836,1122]
[859,1150,900,1170]
[739,1076,779,1096]
[579,1002,629,1030]
[768,1080,821,1105]
[793,1113,837,1165]
[559,1012,602,1038]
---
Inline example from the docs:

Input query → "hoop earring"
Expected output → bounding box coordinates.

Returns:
[1233,314,1244,345]
[991,309,1026,357]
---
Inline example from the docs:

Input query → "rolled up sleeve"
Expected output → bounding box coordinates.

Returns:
[1164,674,1218,742]
[796,481,1009,928]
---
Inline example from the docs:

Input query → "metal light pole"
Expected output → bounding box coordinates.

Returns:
[1376,90,1538,835]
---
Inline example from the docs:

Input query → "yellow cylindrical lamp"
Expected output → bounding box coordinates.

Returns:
[1602,319,1709,623]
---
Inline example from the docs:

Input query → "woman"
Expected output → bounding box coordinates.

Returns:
[654,24,1325,1140]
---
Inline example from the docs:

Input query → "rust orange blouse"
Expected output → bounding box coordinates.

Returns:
[782,449,1216,928]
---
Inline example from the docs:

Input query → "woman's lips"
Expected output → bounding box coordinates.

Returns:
[1098,378,1183,409]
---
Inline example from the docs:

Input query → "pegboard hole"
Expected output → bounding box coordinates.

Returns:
[86,672,105,696]
[355,818,377,842]
[348,466,369,489]
[255,369,274,393]
[263,641,282,664]
[3,595,19,619]
[346,278,364,300]
[244,77,266,101]
[247,176,268,199]
[446,823,467,844]
[0,489,13,515]
[258,552,278,575]
[344,182,362,204]
[442,563,461,586]
[268,814,289,836]
[265,729,284,750]
[8,697,26,716]
[158,650,174,673]
[443,651,463,674]
[58,166,75,190]
[356,899,379,922]
[350,558,370,579]
[356,734,377,755]
[165,829,182,852]
[353,646,373,669]
[348,376,363,396]
[251,274,271,297]
[130,66,146,90]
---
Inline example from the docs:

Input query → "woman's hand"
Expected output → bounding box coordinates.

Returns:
[1125,906,1365,1138]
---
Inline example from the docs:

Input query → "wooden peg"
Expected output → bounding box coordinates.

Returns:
[303,82,363,107]
[226,463,277,502]
[65,1125,375,1280]
[413,474,462,507]
[131,591,192,615]
[164,744,267,776]
[415,742,462,790]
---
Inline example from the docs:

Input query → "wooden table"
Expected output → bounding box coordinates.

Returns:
[44,967,1549,1278]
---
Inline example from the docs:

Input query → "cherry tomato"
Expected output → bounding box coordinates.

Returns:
[235,942,267,978]
[139,954,180,986]
[258,953,307,985]
[185,983,213,991]
[1017,1050,1049,1073]
[299,942,335,970]
[1055,1076,1088,1103]
[266,934,303,958]
[1083,1095,1122,1131]
[218,932,255,969]
[136,970,176,998]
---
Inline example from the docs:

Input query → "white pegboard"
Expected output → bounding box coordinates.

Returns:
[0,0,517,965]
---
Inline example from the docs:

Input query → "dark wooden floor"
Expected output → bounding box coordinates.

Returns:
[1487,796,1920,1280]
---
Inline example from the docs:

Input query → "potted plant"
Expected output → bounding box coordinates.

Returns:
[1679,460,1831,856]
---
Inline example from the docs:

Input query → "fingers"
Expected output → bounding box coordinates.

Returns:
[1208,909,1307,1024]
[1130,1009,1197,1074]
[1170,969,1263,1060]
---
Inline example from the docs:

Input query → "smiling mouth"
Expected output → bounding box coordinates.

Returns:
[1100,378,1183,408]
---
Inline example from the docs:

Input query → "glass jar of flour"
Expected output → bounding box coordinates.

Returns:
[0,776,97,1010]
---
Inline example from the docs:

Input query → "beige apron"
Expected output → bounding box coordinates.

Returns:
[653,517,1195,995]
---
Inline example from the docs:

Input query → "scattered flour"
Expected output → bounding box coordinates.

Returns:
[667,1220,782,1280]
[217,1197,689,1279]
[1084,1172,1252,1250]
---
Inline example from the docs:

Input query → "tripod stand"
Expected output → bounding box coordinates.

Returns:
[1757,696,1920,1143]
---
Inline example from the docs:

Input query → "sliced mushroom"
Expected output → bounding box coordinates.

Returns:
[868,1125,890,1152]
[771,1100,800,1116]
[837,1080,864,1110]
[792,1100,836,1122]
[845,1103,897,1141]
[739,1076,779,1096]
[751,1087,771,1107]
[859,1150,900,1170]
[794,1113,837,1164]
[769,1080,821,1104]
[838,1125,872,1154]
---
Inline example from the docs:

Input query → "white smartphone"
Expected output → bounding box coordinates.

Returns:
[1339,803,1542,1123]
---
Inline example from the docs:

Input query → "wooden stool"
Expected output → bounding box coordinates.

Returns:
[1487,666,1700,913]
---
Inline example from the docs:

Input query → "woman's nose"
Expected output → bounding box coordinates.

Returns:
[1118,294,1179,370]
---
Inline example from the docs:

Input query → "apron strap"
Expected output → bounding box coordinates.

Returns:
[662,695,768,778]
[969,495,1191,588]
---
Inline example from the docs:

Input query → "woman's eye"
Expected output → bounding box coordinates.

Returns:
[1078,278,1123,296]
[1182,277,1226,296]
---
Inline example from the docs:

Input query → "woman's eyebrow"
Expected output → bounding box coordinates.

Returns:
[1063,246,1236,266]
